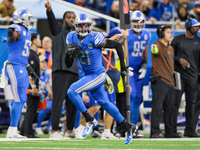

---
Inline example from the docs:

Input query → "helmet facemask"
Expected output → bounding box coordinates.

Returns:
[74,14,93,37]
[131,19,145,32]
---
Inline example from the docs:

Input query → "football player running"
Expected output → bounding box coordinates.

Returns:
[128,11,151,137]
[65,13,137,144]
[2,8,34,138]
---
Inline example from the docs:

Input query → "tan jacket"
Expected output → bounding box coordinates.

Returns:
[0,1,15,25]
[151,40,174,86]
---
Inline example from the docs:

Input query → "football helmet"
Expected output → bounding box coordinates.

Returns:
[13,8,33,29]
[74,13,93,37]
[130,11,145,32]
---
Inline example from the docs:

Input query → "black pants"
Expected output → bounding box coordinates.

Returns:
[151,79,175,135]
[116,92,127,135]
[192,84,200,132]
[174,77,198,134]
[20,95,40,135]
[52,71,78,131]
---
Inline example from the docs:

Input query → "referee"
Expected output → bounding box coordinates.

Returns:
[171,18,200,137]
[45,0,78,138]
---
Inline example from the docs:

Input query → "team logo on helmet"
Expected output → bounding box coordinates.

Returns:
[13,7,33,29]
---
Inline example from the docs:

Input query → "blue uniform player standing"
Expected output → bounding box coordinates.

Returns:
[65,13,137,144]
[3,8,33,138]
[128,11,151,136]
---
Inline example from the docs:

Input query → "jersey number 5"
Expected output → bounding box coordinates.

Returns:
[22,40,31,57]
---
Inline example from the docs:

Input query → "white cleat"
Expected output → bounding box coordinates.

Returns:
[75,125,85,139]
[6,127,27,139]
[82,119,98,137]
[65,131,75,139]
[101,132,118,139]
[35,127,44,135]
[50,131,63,138]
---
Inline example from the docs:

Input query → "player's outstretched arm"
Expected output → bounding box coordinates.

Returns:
[101,40,127,77]
[45,0,62,36]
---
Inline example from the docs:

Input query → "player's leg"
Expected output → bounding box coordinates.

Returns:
[83,93,101,138]
[5,64,29,138]
[67,73,105,120]
[67,73,106,137]
[129,75,137,124]
[36,100,52,135]
[90,85,138,144]
[101,87,117,139]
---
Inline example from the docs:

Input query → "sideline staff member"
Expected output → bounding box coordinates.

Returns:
[20,33,41,138]
[150,25,180,138]
[171,18,200,137]
[45,0,78,138]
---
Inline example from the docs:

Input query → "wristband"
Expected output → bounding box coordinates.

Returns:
[31,85,36,88]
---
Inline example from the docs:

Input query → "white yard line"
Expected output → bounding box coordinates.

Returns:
[0,137,200,141]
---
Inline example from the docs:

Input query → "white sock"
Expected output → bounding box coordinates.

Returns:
[8,126,17,131]
[104,129,110,134]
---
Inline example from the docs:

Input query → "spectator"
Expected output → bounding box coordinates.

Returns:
[189,1,200,22]
[175,6,188,29]
[45,0,78,138]
[177,6,188,21]
[0,0,15,25]
[105,0,119,30]
[148,0,178,27]
[1,8,32,139]
[175,0,190,12]
[20,33,41,138]
[130,1,140,12]
[35,55,53,135]
[150,25,181,138]
[140,0,151,18]
[171,18,200,137]
[41,36,52,77]
[42,36,52,61]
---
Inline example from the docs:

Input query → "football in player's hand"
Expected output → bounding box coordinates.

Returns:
[115,35,125,45]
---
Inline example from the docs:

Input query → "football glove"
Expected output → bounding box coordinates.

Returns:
[138,63,147,79]
[67,43,81,58]
[8,27,15,37]
[121,66,134,77]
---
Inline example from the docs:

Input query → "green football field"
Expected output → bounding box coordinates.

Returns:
[0,134,200,150]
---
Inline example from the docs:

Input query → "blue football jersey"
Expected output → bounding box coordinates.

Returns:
[128,29,151,68]
[39,72,50,90]
[7,24,31,66]
[66,31,105,75]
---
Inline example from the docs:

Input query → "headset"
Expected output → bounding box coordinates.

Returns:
[158,25,164,39]
[186,17,192,30]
